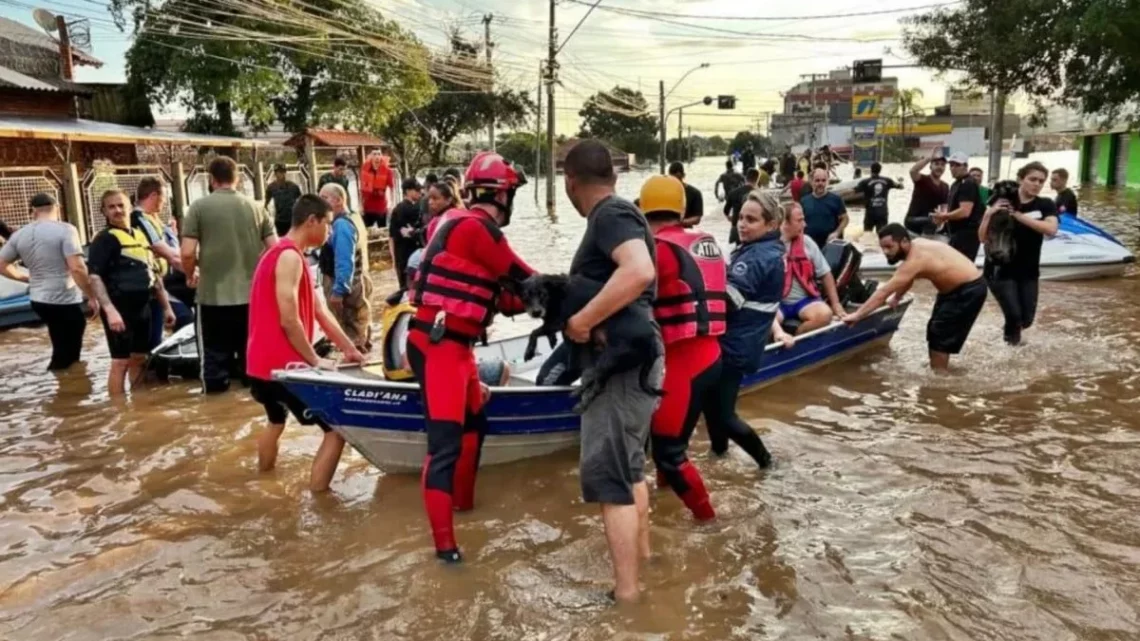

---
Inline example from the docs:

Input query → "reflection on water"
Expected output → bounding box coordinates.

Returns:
[2,152,1140,640]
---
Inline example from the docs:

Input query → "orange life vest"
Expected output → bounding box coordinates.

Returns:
[783,234,821,299]
[652,225,729,345]
[409,209,501,327]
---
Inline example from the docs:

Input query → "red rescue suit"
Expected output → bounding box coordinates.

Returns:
[649,224,728,521]
[406,207,533,559]
[783,234,821,299]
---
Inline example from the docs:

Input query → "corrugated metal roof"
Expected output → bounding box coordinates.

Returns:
[0,63,92,93]
[0,115,268,147]
[0,16,102,67]
[283,128,385,148]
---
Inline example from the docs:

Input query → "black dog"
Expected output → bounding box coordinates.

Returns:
[985,180,1020,264]
[504,273,663,412]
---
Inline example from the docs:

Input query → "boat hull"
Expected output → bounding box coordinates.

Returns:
[275,300,911,473]
[0,294,38,329]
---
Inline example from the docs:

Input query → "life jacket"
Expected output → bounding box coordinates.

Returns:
[130,209,171,277]
[380,301,416,381]
[361,160,392,196]
[105,225,156,298]
[782,234,820,299]
[318,211,367,281]
[409,209,501,329]
[652,225,728,345]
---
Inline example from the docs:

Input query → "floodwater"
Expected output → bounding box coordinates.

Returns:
[3,151,1140,640]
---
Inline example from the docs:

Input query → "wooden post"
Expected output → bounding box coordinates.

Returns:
[305,138,319,192]
[171,161,187,221]
[61,162,86,244]
[253,160,266,201]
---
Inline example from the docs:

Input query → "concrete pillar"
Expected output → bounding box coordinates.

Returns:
[253,161,266,201]
[171,161,187,221]
[61,162,86,245]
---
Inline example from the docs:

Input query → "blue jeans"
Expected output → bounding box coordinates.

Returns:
[149,297,194,349]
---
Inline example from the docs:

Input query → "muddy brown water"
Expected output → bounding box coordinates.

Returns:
[2,151,1140,640]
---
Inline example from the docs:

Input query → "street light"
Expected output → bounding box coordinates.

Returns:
[671,97,713,164]
[659,62,710,172]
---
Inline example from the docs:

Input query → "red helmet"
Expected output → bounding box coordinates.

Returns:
[464,151,526,226]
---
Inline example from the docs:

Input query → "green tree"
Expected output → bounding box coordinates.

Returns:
[880,88,925,158]
[495,131,549,176]
[706,135,729,156]
[902,0,1140,123]
[578,86,660,161]
[729,131,771,156]
[116,0,435,135]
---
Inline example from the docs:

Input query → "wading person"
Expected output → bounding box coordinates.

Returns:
[88,189,175,395]
[714,159,744,203]
[969,167,990,205]
[0,193,97,370]
[934,151,984,260]
[777,204,846,335]
[980,161,1058,346]
[905,150,949,236]
[265,164,303,238]
[712,190,783,468]
[318,156,351,194]
[181,157,277,393]
[856,162,900,235]
[247,194,365,492]
[131,178,193,349]
[318,183,373,352]
[361,149,395,230]
[562,140,661,604]
[843,224,986,370]
[1051,168,1078,216]
[387,178,424,291]
[668,162,705,227]
[407,152,534,563]
[639,176,726,526]
[799,168,848,249]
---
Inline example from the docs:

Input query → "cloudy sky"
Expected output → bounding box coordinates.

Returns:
[1,0,965,136]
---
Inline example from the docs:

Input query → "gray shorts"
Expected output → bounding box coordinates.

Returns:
[579,354,665,505]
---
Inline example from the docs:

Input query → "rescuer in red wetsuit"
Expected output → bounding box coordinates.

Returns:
[406,152,535,563]
[641,175,729,524]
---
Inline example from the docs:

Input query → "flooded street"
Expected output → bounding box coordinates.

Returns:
[3,151,1140,640]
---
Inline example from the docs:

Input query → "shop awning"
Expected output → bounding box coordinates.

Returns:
[0,115,268,148]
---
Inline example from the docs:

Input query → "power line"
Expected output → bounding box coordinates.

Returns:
[561,0,960,21]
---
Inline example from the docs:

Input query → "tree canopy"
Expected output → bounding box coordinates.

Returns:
[902,0,1140,124]
[578,86,660,160]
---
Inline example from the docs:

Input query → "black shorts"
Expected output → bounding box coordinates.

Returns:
[249,378,330,432]
[863,209,889,232]
[101,294,153,359]
[363,211,387,228]
[927,277,987,355]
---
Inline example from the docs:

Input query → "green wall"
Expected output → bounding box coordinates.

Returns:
[1127,132,1140,189]
[1079,136,1090,182]
[1096,134,1113,185]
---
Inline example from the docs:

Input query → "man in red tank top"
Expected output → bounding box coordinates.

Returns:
[406,152,535,563]
[246,194,365,492]
[640,176,729,531]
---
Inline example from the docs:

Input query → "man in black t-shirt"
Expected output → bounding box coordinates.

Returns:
[905,151,949,235]
[668,162,705,226]
[724,168,760,245]
[714,160,744,202]
[856,162,900,234]
[936,152,984,260]
[1050,168,1079,217]
[265,165,303,237]
[562,139,661,605]
[387,178,423,290]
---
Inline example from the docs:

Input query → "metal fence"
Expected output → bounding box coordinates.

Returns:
[0,167,63,231]
[262,165,311,198]
[81,165,173,239]
[314,165,361,212]
[185,164,258,205]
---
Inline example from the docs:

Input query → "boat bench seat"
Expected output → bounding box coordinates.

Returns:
[509,367,543,386]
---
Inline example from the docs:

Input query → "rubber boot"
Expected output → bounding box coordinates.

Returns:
[656,468,669,491]
[452,431,481,512]
[677,462,715,521]
[422,457,461,562]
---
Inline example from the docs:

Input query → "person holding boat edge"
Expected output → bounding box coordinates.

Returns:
[843,224,986,370]
[247,194,364,492]
[406,151,535,564]
[563,140,662,604]
[776,204,847,336]
[640,175,727,525]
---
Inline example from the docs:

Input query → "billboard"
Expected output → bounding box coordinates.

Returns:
[852,95,880,120]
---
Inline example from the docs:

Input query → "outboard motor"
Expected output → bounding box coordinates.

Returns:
[823,240,878,305]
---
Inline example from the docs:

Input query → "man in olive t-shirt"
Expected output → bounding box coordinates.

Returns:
[180,157,277,393]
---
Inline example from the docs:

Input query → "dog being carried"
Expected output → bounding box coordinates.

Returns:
[505,273,663,412]
[983,180,1020,264]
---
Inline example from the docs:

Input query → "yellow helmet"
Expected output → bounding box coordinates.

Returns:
[639,175,685,218]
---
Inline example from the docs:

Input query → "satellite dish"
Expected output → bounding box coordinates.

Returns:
[33,8,58,32]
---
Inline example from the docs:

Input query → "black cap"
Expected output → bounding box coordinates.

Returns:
[273,163,287,172]
[401,177,422,192]
[333,157,347,167]
[29,192,56,209]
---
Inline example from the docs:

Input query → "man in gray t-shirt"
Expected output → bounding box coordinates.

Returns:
[0,193,97,370]
[777,204,847,336]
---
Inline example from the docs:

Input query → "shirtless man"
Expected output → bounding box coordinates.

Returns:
[842,223,986,370]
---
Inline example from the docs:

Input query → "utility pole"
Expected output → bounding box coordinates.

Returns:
[483,14,495,151]
[535,61,542,206]
[987,89,1006,181]
[677,108,683,164]
[658,80,666,173]
[545,0,557,216]
[687,125,692,161]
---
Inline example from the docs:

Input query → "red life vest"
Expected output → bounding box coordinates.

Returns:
[246,238,314,380]
[652,225,729,345]
[410,209,501,328]
[783,234,821,299]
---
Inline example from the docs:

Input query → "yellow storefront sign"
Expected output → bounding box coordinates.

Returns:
[875,122,954,135]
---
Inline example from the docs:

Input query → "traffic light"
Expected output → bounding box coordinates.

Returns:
[853,59,882,83]
[717,95,736,110]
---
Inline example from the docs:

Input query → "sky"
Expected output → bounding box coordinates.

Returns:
[0,0,967,137]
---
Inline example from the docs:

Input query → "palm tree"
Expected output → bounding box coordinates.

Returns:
[882,88,925,158]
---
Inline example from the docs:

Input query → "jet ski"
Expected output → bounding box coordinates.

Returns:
[0,275,37,329]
